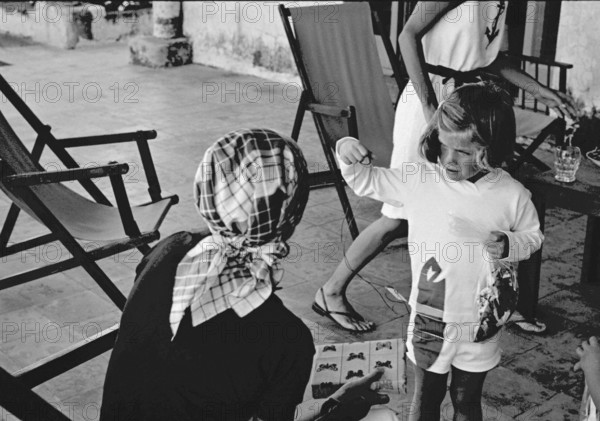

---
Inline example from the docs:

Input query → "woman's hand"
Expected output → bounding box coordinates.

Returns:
[338,138,373,165]
[534,85,578,120]
[329,367,390,406]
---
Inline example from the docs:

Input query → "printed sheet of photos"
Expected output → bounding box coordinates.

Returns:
[310,338,407,399]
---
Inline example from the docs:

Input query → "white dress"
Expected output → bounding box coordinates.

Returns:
[382,0,508,219]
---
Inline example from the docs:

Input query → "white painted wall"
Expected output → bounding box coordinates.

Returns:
[556,1,600,109]
[0,2,80,49]
[0,2,152,47]
[182,1,299,83]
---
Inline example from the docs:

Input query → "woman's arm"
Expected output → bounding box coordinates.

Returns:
[255,370,391,421]
[399,1,463,121]
[485,53,577,119]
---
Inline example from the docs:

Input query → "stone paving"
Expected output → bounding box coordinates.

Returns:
[0,39,599,421]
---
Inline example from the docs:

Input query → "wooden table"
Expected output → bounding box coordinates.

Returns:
[516,157,600,320]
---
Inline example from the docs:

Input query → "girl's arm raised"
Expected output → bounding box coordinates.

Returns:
[336,137,413,208]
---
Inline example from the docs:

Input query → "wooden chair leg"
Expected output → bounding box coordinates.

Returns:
[137,243,152,255]
[0,367,70,421]
[319,146,359,239]
[581,216,600,283]
[76,254,127,309]
[0,203,21,252]
[291,91,308,141]
[516,191,546,320]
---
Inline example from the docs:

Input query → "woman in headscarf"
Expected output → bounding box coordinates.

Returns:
[100,128,313,420]
[99,129,391,421]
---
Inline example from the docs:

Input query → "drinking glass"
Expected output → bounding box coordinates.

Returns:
[554,144,582,183]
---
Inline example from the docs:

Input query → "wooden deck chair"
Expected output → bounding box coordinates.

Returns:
[0,73,177,419]
[279,2,405,239]
[505,53,573,172]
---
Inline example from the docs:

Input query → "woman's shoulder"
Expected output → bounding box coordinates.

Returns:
[135,230,210,276]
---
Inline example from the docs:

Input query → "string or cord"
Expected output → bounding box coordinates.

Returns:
[338,199,410,317]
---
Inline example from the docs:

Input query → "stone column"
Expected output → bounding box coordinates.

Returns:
[129,1,192,68]
[153,1,181,38]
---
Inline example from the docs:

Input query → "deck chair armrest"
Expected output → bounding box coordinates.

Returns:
[3,163,129,187]
[57,130,157,147]
[306,102,353,119]
[504,52,573,71]
[57,130,164,202]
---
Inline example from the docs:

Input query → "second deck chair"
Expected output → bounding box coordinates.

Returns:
[280,2,404,239]
[0,78,178,418]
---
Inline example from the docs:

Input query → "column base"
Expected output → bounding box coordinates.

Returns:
[129,35,192,68]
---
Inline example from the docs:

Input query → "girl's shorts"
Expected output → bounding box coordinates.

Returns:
[406,311,501,374]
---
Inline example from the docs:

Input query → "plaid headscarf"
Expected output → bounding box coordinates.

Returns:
[169,129,309,338]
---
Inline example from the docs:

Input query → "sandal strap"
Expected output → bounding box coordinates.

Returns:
[319,288,329,312]
[318,288,369,323]
[326,310,359,318]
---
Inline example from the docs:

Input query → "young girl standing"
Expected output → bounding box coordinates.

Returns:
[316,0,575,334]
[336,83,544,421]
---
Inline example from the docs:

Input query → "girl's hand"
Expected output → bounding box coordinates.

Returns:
[485,231,509,260]
[338,138,373,165]
[534,85,577,119]
[575,336,600,375]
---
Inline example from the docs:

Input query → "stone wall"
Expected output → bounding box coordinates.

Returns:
[0,2,80,48]
[0,2,152,48]
[182,1,298,83]
[91,8,153,43]
[556,1,600,109]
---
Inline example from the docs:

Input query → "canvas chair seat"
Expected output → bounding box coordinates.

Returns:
[0,109,173,242]
[40,188,172,242]
[7,182,173,242]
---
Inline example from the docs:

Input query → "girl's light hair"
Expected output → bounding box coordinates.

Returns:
[420,81,516,170]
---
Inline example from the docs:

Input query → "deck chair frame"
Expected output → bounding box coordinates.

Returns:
[0,72,178,419]
[280,3,406,239]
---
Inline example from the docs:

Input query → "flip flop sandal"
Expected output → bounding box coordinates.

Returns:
[511,318,547,333]
[312,288,375,333]
[510,310,547,333]
[341,296,370,324]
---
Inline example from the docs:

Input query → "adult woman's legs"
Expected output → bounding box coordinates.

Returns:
[314,216,408,331]
[449,366,488,421]
[408,364,448,421]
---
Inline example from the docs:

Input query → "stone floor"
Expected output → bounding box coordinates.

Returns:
[0,39,598,421]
